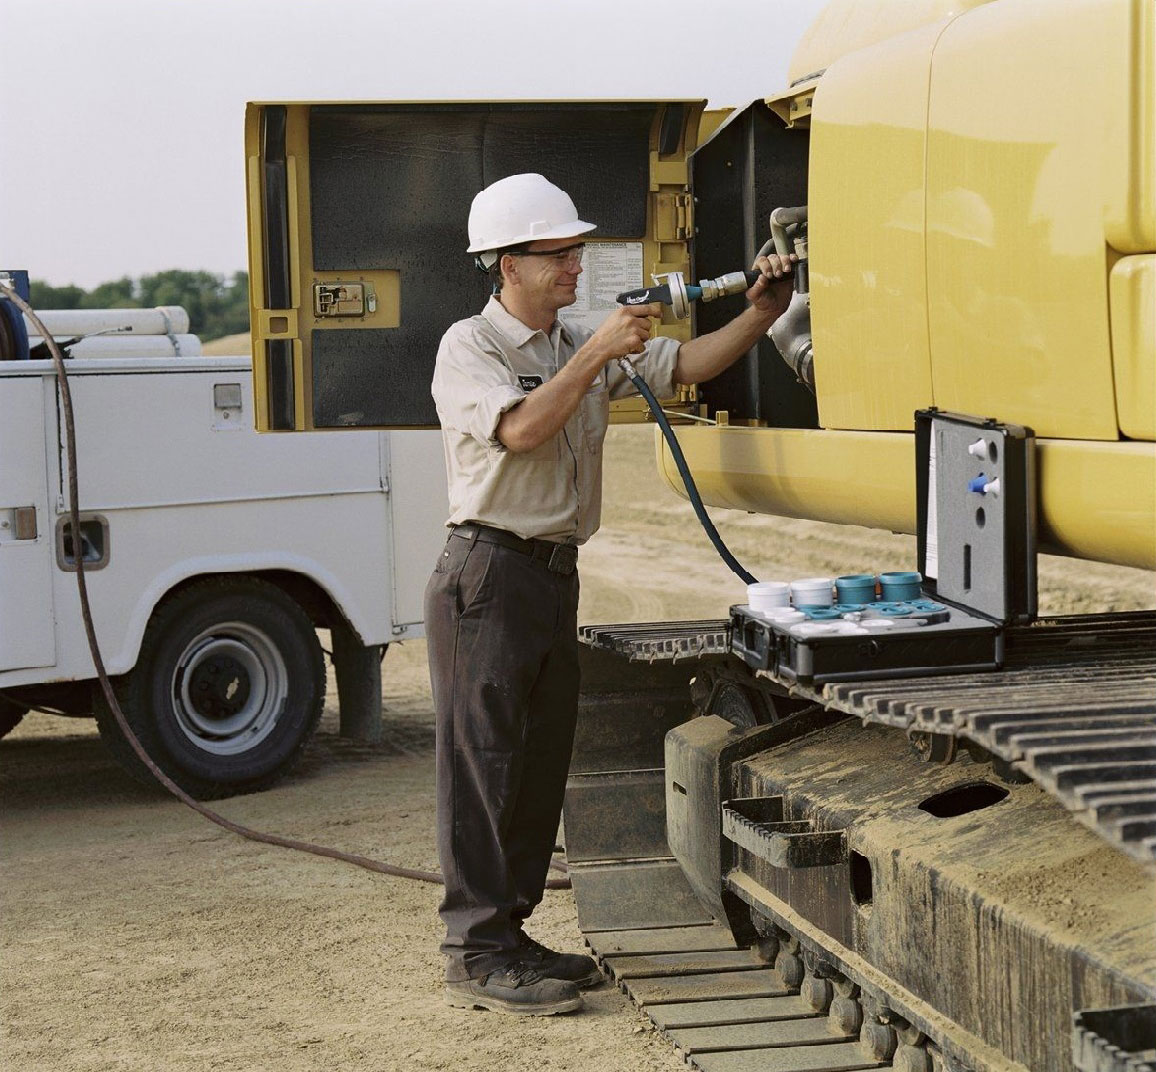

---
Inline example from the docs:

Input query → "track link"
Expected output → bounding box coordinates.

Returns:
[567,622,1156,1072]
[583,903,931,1071]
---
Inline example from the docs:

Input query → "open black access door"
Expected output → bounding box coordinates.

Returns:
[245,101,705,431]
[688,100,817,429]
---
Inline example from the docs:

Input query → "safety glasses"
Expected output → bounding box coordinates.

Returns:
[508,243,586,270]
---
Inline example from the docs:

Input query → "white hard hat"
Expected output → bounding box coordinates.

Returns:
[467,173,596,262]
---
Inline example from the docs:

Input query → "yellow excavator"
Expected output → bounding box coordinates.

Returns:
[244,1,1154,1068]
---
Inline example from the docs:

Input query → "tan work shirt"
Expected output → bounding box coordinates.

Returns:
[431,295,680,545]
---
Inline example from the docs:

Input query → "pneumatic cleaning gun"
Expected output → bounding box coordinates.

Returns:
[616,204,814,393]
[615,270,760,322]
[611,268,764,386]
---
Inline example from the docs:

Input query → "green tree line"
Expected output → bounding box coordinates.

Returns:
[31,270,250,342]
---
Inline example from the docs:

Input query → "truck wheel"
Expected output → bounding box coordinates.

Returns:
[94,576,325,799]
[0,696,28,739]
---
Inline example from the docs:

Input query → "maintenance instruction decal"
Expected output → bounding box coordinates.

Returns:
[562,242,644,334]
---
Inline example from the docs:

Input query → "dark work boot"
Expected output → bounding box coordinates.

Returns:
[444,961,583,1016]
[519,933,604,989]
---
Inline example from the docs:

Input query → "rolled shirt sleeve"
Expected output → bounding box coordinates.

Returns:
[431,321,525,449]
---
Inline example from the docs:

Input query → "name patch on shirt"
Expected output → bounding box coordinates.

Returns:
[517,374,544,392]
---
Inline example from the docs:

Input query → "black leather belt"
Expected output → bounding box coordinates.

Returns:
[451,523,578,575]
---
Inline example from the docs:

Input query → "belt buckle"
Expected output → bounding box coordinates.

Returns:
[547,543,577,575]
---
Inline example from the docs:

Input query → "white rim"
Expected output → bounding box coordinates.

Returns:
[170,621,289,756]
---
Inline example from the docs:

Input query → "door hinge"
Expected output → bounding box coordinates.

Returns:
[654,192,693,242]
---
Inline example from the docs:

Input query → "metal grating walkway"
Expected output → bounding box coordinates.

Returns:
[579,620,730,663]
[580,611,1156,864]
[821,612,1156,863]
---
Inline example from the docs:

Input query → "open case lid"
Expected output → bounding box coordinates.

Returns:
[916,409,1038,624]
[244,100,705,431]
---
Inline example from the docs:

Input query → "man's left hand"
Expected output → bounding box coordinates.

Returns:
[746,253,797,317]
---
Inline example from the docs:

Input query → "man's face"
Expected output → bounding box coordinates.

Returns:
[505,237,585,310]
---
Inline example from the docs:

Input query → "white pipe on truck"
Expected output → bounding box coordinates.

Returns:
[26,334,203,358]
[23,306,191,337]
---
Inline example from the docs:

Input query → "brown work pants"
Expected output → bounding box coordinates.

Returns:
[424,527,580,980]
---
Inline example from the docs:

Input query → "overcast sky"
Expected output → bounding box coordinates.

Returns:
[3,0,826,289]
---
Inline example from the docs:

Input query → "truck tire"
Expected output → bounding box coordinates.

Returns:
[94,576,325,799]
[0,696,28,739]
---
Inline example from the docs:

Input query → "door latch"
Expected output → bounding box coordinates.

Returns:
[313,282,376,318]
[0,506,38,540]
[213,382,244,429]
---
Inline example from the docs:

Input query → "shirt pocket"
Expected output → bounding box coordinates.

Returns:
[580,384,610,455]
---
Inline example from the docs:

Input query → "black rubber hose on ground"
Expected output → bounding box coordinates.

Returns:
[618,358,758,586]
[0,282,570,891]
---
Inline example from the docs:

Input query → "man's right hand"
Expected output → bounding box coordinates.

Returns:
[496,303,658,453]
[589,303,661,362]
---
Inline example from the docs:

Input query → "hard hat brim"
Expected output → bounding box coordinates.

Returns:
[466,219,597,254]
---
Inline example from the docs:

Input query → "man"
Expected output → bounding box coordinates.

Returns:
[426,173,794,1016]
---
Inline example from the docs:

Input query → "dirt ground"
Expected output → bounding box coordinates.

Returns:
[3,426,1153,1072]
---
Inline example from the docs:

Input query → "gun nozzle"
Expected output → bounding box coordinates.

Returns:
[698,271,754,303]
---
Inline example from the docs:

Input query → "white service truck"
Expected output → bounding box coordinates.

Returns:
[0,304,448,798]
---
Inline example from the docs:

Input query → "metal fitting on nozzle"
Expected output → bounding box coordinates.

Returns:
[616,354,641,380]
[616,270,761,321]
[697,270,760,304]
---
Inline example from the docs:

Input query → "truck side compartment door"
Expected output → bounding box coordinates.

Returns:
[0,373,56,671]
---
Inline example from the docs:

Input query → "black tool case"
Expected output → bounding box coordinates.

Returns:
[730,410,1037,684]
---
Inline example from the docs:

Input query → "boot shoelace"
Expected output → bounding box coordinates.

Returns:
[518,935,555,962]
[496,962,545,987]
